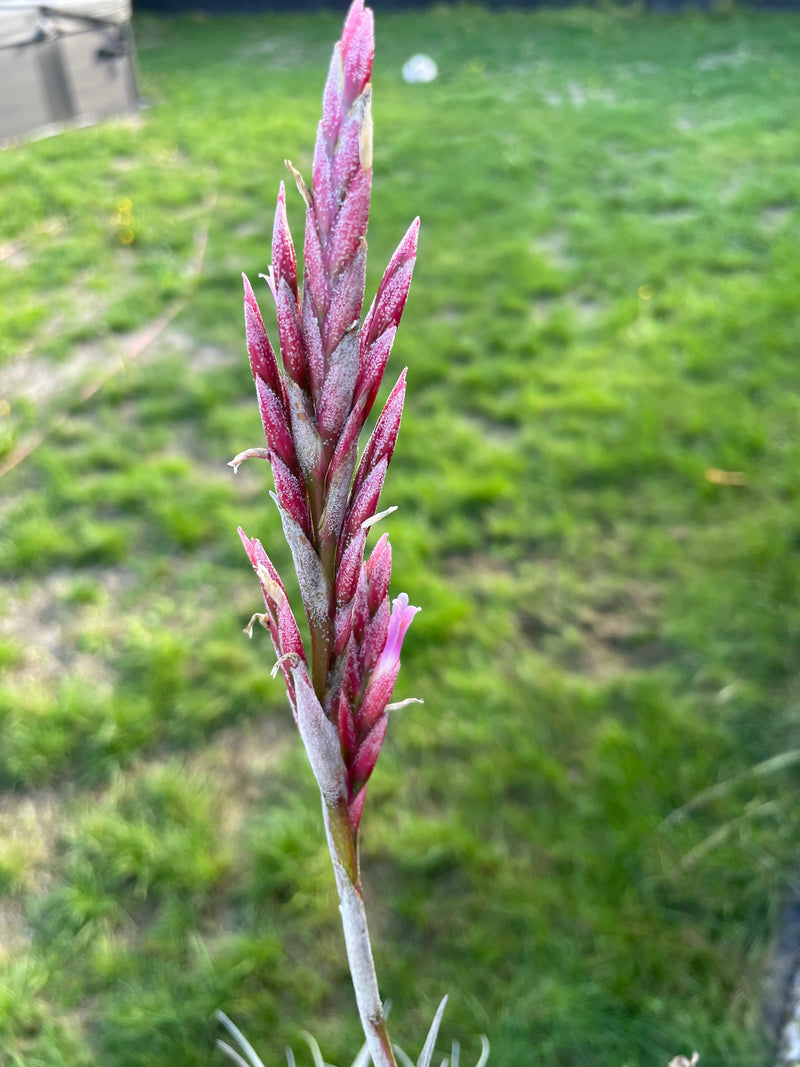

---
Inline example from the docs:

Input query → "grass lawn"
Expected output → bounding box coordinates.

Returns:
[1,5,800,1065]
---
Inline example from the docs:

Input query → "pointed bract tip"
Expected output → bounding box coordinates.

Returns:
[342,0,368,47]
[399,217,420,258]
[238,526,256,564]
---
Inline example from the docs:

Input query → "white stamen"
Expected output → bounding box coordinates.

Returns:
[385,698,423,712]
[361,505,398,530]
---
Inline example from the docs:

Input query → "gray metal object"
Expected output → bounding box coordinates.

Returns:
[0,2,140,145]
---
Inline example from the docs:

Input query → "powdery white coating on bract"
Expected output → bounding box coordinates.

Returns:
[270,452,310,535]
[342,457,388,548]
[360,219,419,351]
[318,326,360,442]
[286,377,323,481]
[349,715,387,792]
[271,181,298,295]
[273,494,332,627]
[301,198,329,308]
[336,528,368,608]
[321,437,358,543]
[292,662,348,807]
[254,376,295,464]
[275,276,305,385]
[340,2,373,106]
[300,282,326,403]
[243,273,284,399]
[324,244,368,354]
[365,533,391,610]
[351,371,406,501]
[321,43,345,150]
[326,173,371,279]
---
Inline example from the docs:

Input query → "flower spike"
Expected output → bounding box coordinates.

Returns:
[233,3,425,1064]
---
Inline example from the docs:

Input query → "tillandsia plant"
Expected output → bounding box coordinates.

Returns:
[225,3,478,1066]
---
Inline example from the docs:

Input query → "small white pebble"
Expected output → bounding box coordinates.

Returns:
[402,54,437,84]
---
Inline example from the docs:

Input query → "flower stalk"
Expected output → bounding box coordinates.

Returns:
[233,2,423,1063]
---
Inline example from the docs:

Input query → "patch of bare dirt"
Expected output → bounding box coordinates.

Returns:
[186,715,296,843]
[0,787,66,900]
[235,36,309,70]
[695,46,752,73]
[529,295,603,328]
[528,576,670,679]
[616,61,658,80]
[530,230,574,272]
[0,243,30,269]
[1,336,113,410]
[447,551,670,681]
[0,570,130,689]
[540,82,617,108]
[0,324,235,421]
[153,326,239,374]
[0,898,32,959]
[583,587,671,675]
[760,205,794,234]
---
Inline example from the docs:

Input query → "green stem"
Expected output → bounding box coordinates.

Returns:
[323,799,397,1067]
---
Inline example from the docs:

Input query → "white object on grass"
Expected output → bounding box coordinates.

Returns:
[402,54,438,84]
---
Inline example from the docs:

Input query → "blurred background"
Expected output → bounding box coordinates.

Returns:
[1,2,799,1065]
